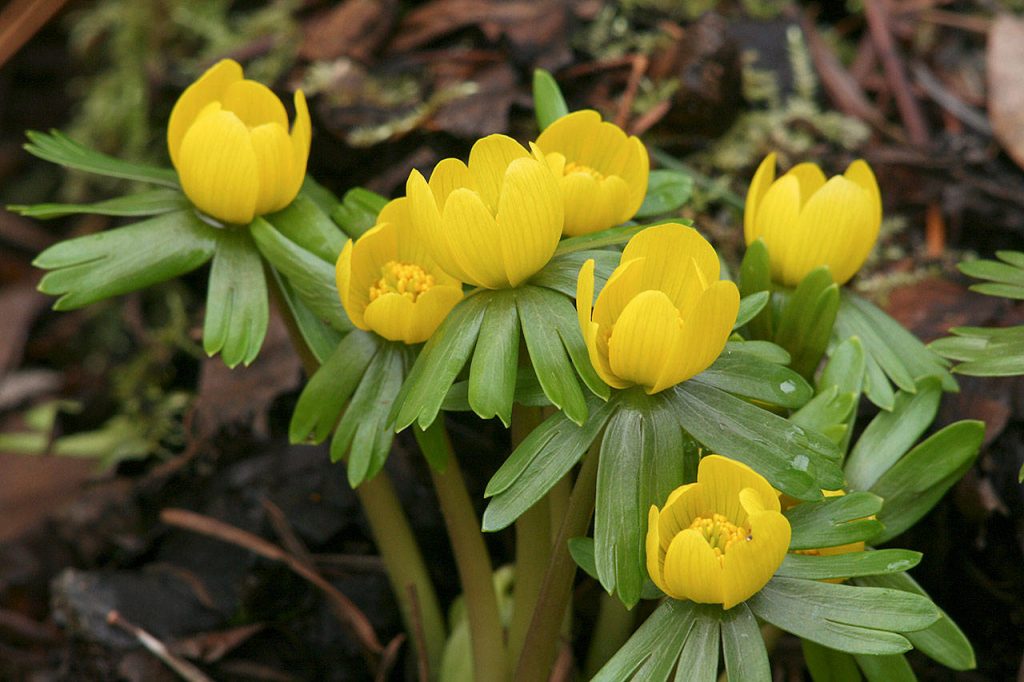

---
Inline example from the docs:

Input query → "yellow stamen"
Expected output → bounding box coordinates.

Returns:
[689,513,751,559]
[563,161,605,181]
[370,261,435,303]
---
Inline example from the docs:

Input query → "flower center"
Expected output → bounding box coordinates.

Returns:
[688,513,750,557]
[563,161,605,181]
[370,261,435,303]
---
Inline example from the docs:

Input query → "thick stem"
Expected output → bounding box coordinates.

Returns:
[513,442,600,682]
[416,422,508,682]
[583,591,636,678]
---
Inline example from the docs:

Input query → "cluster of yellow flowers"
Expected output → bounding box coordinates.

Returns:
[170,60,884,610]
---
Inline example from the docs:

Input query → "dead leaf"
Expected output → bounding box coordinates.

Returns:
[299,0,398,62]
[0,280,50,379]
[987,15,1024,170]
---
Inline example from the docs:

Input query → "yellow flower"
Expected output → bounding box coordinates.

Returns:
[744,153,882,287]
[576,224,739,394]
[533,110,649,236]
[336,198,464,344]
[646,455,791,609]
[405,134,563,289]
[168,59,311,225]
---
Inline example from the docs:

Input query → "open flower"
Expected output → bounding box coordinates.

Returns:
[405,134,563,289]
[744,153,882,287]
[168,59,311,225]
[336,198,464,344]
[576,224,739,394]
[533,110,649,236]
[646,455,791,609]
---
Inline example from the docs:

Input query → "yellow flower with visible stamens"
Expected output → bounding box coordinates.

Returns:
[168,59,311,226]
[405,134,563,289]
[744,153,882,287]
[646,455,791,609]
[534,110,649,236]
[576,224,739,394]
[336,198,464,344]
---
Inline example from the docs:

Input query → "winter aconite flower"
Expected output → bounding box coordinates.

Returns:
[168,59,311,225]
[533,110,649,236]
[405,134,563,289]
[576,224,739,394]
[336,198,464,344]
[646,455,791,609]
[744,153,882,287]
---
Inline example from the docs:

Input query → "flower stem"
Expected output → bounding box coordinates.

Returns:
[513,441,601,682]
[583,591,636,678]
[415,421,508,681]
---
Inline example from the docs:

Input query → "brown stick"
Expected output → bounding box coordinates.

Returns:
[107,611,214,682]
[615,54,648,130]
[0,0,71,69]
[864,0,929,146]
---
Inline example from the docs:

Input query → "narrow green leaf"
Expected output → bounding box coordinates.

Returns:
[250,217,351,333]
[392,292,489,431]
[636,170,694,218]
[869,420,983,543]
[554,223,649,256]
[532,68,569,131]
[331,187,389,239]
[528,249,619,300]
[10,188,187,219]
[777,550,921,580]
[269,268,343,364]
[855,653,914,682]
[802,640,862,682]
[568,536,598,579]
[956,352,1024,376]
[734,291,769,329]
[928,334,991,362]
[299,176,342,215]
[593,601,696,682]
[468,290,519,425]
[547,285,611,400]
[969,281,1024,299]
[774,268,839,378]
[855,572,975,671]
[861,350,895,411]
[785,492,884,550]
[482,395,614,531]
[518,286,587,425]
[724,339,790,365]
[289,330,380,443]
[203,229,269,368]
[443,367,550,412]
[790,387,856,445]
[819,337,865,454]
[738,239,772,340]
[996,249,1024,268]
[958,258,1024,286]
[672,381,843,499]
[24,129,179,187]
[721,602,768,682]
[691,347,813,409]
[265,193,346,264]
[35,209,216,310]
[676,605,721,682]
[844,378,942,490]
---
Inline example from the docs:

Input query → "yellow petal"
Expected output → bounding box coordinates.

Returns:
[591,256,645,329]
[220,79,289,129]
[606,289,682,391]
[407,169,474,284]
[378,197,410,227]
[466,134,529,212]
[560,173,631,236]
[336,239,366,330]
[744,153,777,244]
[495,157,562,285]
[363,285,463,344]
[384,197,443,273]
[843,159,882,227]
[785,162,827,208]
[720,491,790,609]
[576,258,596,336]
[752,174,801,283]
[668,279,740,386]
[363,292,416,342]
[287,90,312,203]
[442,188,509,288]
[621,136,650,217]
[177,103,259,225]
[428,157,474,207]
[167,59,242,167]
[620,224,720,314]
[645,505,672,596]
[694,455,781,524]
[663,528,723,604]
[535,110,602,167]
[658,483,706,554]
[404,285,464,344]
[577,259,627,389]
[248,122,294,215]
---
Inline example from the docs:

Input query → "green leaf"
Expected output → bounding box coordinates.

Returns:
[691,346,813,409]
[748,576,939,655]
[738,239,772,340]
[869,420,983,543]
[676,605,721,682]
[734,291,769,330]
[203,229,269,368]
[35,209,216,310]
[568,536,664,601]
[265,193,346,264]
[777,550,921,581]
[443,367,550,412]
[635,170,694,218]
[24,129,179,187]
[532,68,569,131]
[955,352,1024,376]
[855,653,914,682]
[861,350,896,411]
[10,188,188,219]
[482,395,614,531]
[593,601,697,682]
[855,572,975,671]
[517,286,588,425]
[528,249,619,299]
[334,343,407,487]
[545,284,611,400]
[331,187,389,239]
[393,292,489,431]
[671,381,843,499]
[250,217,351,333]
[554,223,648,256]
[269,268,343,364]
[785,492,884,550]
[725,339,791,365]
[299,176,342,215]
[289,331,380,444]
[774,268,839,378]
[969,282,1024,299]
[958,257,1024,287]
[790,386,857,446]
[818,337,865,454]
[468,290,519,425]
[844,378,942,490]
[802,640,862,682]
[720,602,768,682]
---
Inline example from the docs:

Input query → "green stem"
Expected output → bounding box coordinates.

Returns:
[583,591,636,678]
[513,441,601,682]
[415,421,508,682]
[268,276,446,677]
